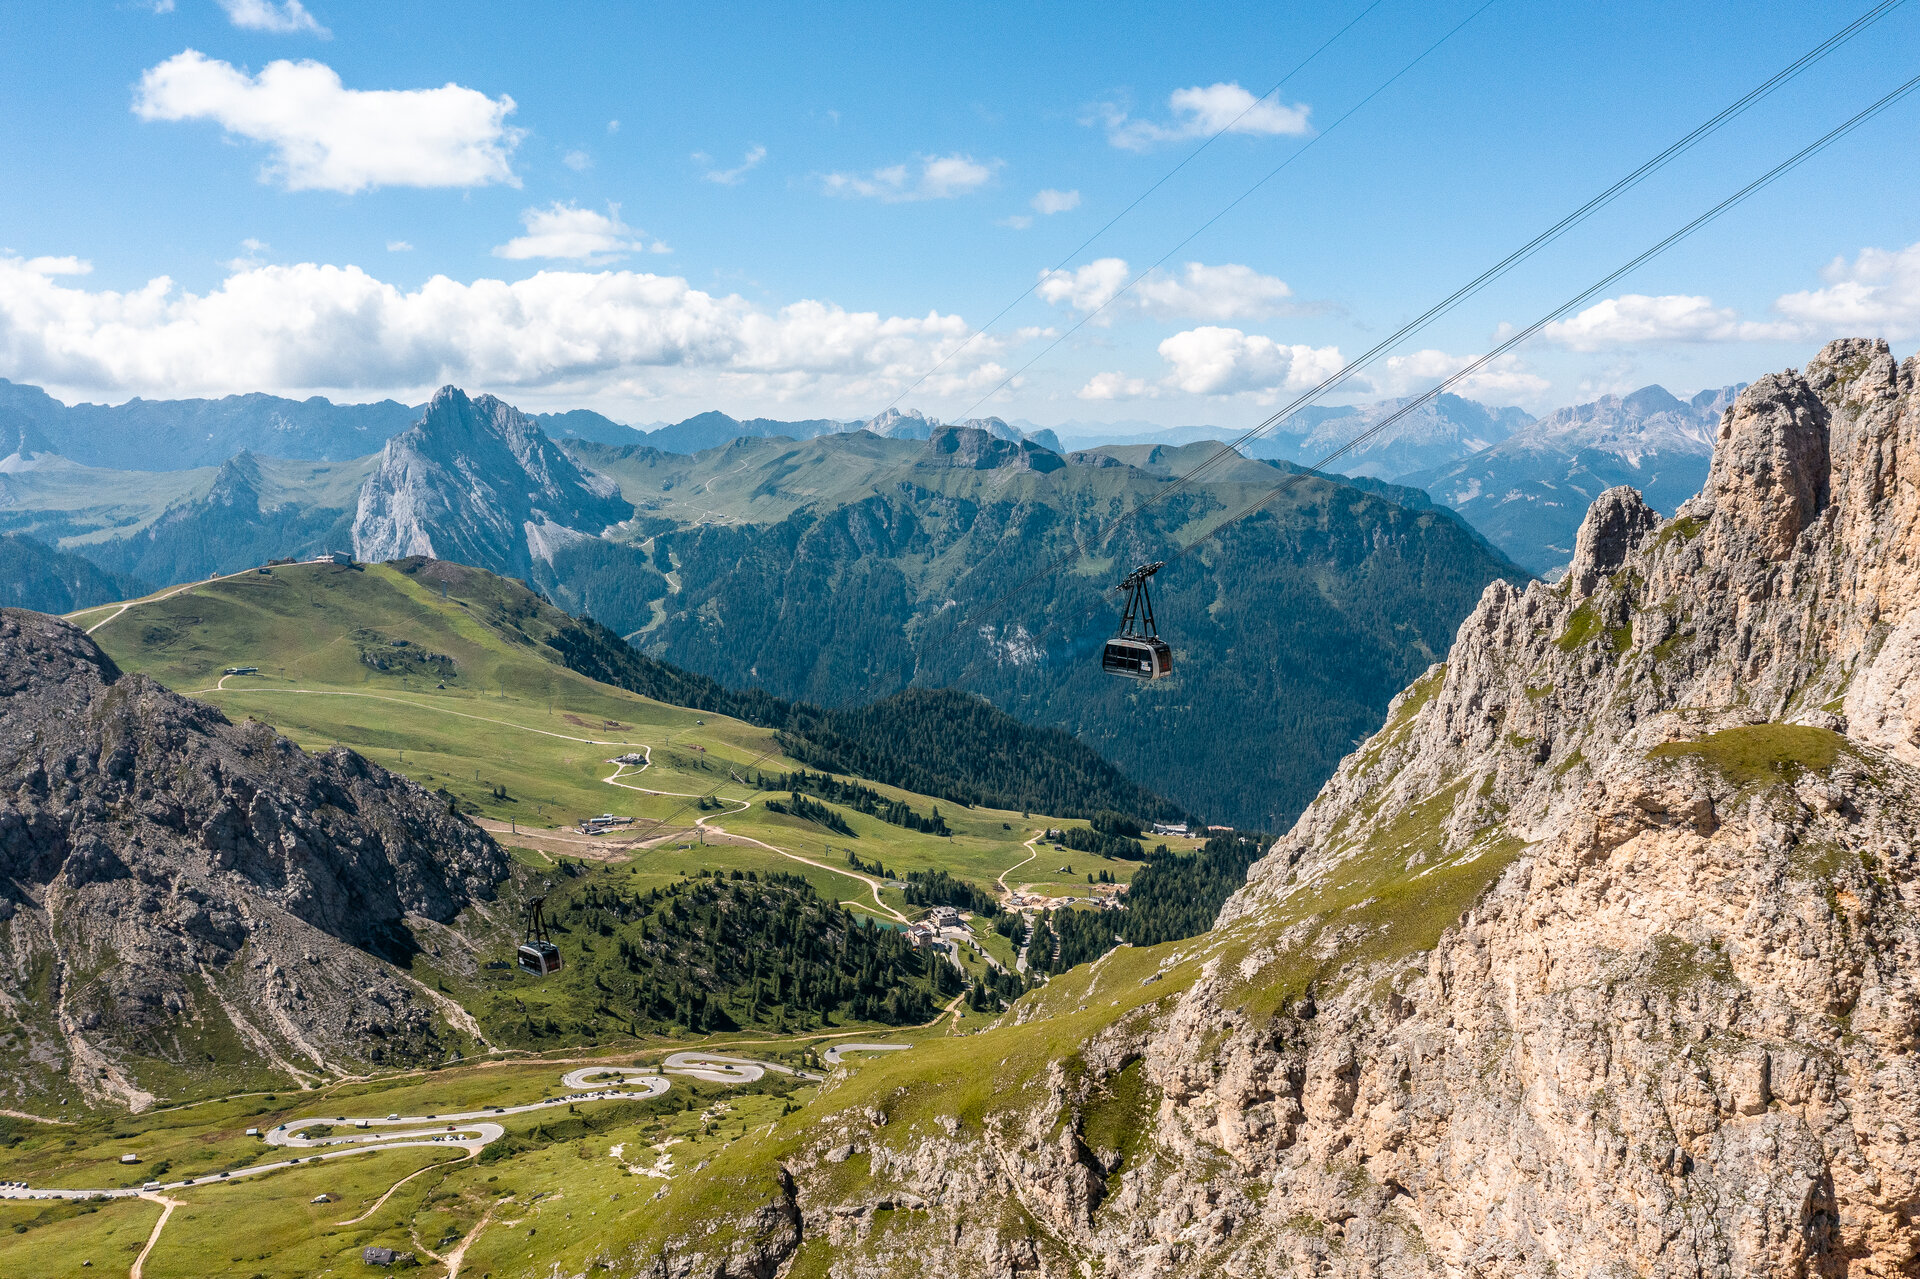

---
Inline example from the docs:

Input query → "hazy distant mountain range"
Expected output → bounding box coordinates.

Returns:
[2,373,1743,575]
[1403,384,1737,574]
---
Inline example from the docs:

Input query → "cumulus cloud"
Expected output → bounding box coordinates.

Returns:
[0,254,1013,407]
[217,0,328,36]
[1541,293,1789,351]
[1038,258,1294,322]
[823,153,998,202]
[1078,371,1155,400]
[1031,188,1080,215]
[562,149,592,172]
[1150,327,1544,403]
[493,203,649,264]
[132,50,521,194]
[386,240,413,252]
[1095,82,1309,151]
[19,256,91,276]
[697,144,766,185]
[1371,348,1550,401]
[1157,327,1345,396]
[1773,242,1920,340]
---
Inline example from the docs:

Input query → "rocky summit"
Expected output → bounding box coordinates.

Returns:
[0,609,505,1112]
[654,342,1920,1277]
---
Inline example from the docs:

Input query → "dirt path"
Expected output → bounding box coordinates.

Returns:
[441,1196,510,1279]
[336,1155,469,1227]
[129,1192,181,1279]
[0,1107,71,1125]
[696,815,908,922]
[73,565,263,636]
[997,834,1043,898]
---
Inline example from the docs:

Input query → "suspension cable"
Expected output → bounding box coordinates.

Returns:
[1156,68,1920,575]
[944,0,1908,636]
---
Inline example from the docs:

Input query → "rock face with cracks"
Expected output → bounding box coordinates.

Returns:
[0,608,506,1110]
[647,339,1920,1278]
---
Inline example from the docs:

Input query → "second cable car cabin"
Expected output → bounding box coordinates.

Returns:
[517,893,563,976]
[1102,561,1173,680]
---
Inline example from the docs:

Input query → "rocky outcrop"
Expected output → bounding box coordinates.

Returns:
[668,341,1920,1277]
[352,385,632,576]
[1565,483,1658,596]
[0,609,506,1110]
[918,426,1064,473]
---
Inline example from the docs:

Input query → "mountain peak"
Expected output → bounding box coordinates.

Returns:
[918,424,1065,473]
[352,387,632,576]
[1618,383,1684,416]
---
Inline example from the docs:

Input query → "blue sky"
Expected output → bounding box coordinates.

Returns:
[1,0,1916,428]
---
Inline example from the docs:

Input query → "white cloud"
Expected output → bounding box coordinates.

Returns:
[607,119,620,134]
[1037,258,1130,313]
[1031,188,1080,215]
[225,237,272,270]
[132,50,521,194]
[562,149,592,172]
[1535,241,1920,352]
[1038,258,1294,322]
[0,254,1016,407]
[1078,371,1155,400]
[1541,294,1787,351]
[1773,242,1920,340]
[493,203,648,264]
[998,214,1034,230]
[142,0,177,13]
[823,153,998,202]
[1372,348,1550,402]
[1096,82,1310,152]
[21,256,91,276]
[217,0,328,36]
[1157,327,1345,396]
[386,240,413,252]
[697,144,766,186]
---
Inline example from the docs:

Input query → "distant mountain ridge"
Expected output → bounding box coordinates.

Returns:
[0,378,419,471]
[1245,392,1536,478]
[1406,383,1739,573]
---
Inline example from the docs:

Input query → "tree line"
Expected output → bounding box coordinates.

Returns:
[478,868,961,1044]
[755,768,949,835]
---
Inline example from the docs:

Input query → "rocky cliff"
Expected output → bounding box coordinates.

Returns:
[648,339,1920,1277]
[0,609,506,1112]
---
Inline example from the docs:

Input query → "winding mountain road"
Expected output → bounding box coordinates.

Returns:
[0,1050,852,1207]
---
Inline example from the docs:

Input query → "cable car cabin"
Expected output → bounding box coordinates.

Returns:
[1103,560,1174,680]
[516,940,563,976]
[518,892,561,975]
[1103,636,1172,680]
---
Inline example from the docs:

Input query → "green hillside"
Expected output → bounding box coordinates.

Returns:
[80,557,1171,917]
